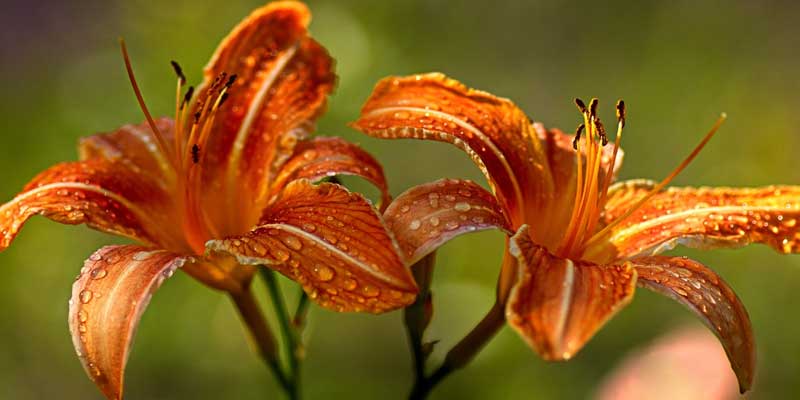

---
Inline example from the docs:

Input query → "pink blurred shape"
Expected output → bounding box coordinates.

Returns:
[595,326,741,400]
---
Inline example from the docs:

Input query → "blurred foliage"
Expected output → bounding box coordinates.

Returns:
[1,0,799,398]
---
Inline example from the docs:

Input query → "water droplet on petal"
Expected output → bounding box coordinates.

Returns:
[283,236,303,250]
[90,268,107,280]
[362,285,380,297]
[454,202,471,212]
[344,278,358,290]
[429,217,440,227]
[132,251,152,261]
[313,265,335,282]
[78,309,88,322]
[409,220,421,230]
[79,290,93,304]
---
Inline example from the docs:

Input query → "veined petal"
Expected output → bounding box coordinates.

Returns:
[383,178,510,265]
[79,118,176,188]
[0,160,183,252]
[194,1,335,236]
[353,73,553,225]
[207,180,416,313]
[506,226,636,360]
[69,245,185,400]
[596,180,800,260]
[270,136,390,206]
[632,256,755,392]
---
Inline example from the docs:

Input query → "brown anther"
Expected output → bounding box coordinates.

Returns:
[574,98,587,114]
[170,61,186,84]
[572,123,585,150]
[589,98,599,118]
[595,119,608,145]
[218,92,229,107]
[194,111,202,123]
[191,144,200,164]
[226,74,238,88]
[181,86,195,110]
[616,100,626,127]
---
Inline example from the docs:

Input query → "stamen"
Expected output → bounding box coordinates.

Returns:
[191,144,200,164]
[181,86,195,109]
[119,38,175,169]
[572,123,585,150]
[170,60,186,84]
[575,98,587,114]
[582,112,728,250]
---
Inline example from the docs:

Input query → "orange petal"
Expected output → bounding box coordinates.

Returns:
[632,256,755,392]
[595,180,800,260]
[506,225,636,360]
[79,117,176,186]
[194,1,336,236]
[207,180,416,313]
[69,245,185,400]
[352,73,552,225]
[270,136,390,206]
[383,178,510,264]
[0,160,183,252]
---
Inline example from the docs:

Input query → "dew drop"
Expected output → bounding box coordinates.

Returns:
[78,309,88,323]
[313,265,335,282]
[362,285,380,297]
[79,290,93,304]
[429,217,440,227]
[344,278,358,290]
[132,251,152,261]
[90,268,107,280]
[454,202,471,212]
[444,221,459,230]
[89,253,103,262]
[283,236,303,250]
[274,249,290,262]
[400,205,410,213]
[409,220,421,230]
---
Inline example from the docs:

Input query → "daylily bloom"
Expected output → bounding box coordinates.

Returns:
[0,2,415,399]
[353,73,800,392]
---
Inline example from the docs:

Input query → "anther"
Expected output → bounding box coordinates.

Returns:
[574,98,587,114]
[181,86,195,109]
[589,98,599,118]
[218,92,229,107]
[170,61,186,84]
[596,119,608,145]
[226,74,237,88]
[616,100,626,127]
[572,123,585,150]
[191,144,200,164]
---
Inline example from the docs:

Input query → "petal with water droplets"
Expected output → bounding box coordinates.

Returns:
[592,181,800,260]
[0,160,182,252]
[506,225,636,360]
[69,245,185,400]
[271,136,390,206]
[352,73,552,224]
[79,117,176,187]
[384,178,510,264]
[192,1,336,236]
[207,180,416,313]
[631,255,755,392]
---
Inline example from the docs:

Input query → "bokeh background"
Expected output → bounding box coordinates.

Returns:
[1,0,799,398]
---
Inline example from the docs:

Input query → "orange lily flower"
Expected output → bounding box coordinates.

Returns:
[353,73,800,392]
[0,2,416,399]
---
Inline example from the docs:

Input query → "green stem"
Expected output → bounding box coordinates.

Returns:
[409,301,506,400]
[229,288,292,393]
[404,253,437,384]
[262,269,302,399]
[293,289,310,329]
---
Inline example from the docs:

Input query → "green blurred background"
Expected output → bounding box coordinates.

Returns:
[1,0,799,398]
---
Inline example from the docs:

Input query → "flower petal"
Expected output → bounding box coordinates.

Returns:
[79,118,176,187]
[383,178,510,264]
[270,136,390,206]
[506,225,636,360]
[207,180,416,313]
[631,255,755,392]
[352,73,552,225]
[0,160,183,252]
[69,245,185,400]
[194,1,336,235]
[596,180,800,259]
